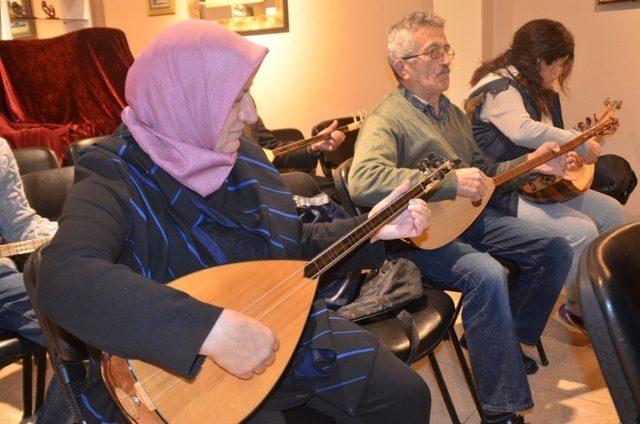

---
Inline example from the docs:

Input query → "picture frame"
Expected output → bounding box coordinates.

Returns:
[597,0,638,3]
[147,0,175,16]
[199,0,289,36]
[6,0,36,39]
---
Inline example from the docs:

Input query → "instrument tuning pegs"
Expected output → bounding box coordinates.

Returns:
[585,116,593,127]
[577,121,586,131]
[352,109,368,123]
[417,159,430,173]
[418,153,446,174]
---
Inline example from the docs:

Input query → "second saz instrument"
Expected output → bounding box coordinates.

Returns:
[411,102,621,250]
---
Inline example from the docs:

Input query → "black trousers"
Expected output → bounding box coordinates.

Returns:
[248,347,431,424]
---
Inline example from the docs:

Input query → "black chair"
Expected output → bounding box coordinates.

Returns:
[271,128,305,143]
[12,146,60,175]
[0,166,73,419]
[579,221,640,423]
[281,171,322,198]
[19,164,93,423]
[0,330,47,419]
[65,137,105,165]
[21,166,75,220]
[311,117,360,178]
[24,246,90,423]
[281,170,469,423]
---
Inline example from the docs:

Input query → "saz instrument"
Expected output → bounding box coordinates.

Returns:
[411,110,620,250]
[519,99,622,203]
[101,159,459,424]
[0,236,52,258]
[263,111,366,162]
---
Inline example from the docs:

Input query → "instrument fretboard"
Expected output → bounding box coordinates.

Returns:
[493,117,614,187]
[304,159,459,278]
[271,121,362,157]
[0,237,52,258]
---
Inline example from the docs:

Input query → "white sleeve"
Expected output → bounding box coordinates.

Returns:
[0,139,58,243]
[480,86,579,149]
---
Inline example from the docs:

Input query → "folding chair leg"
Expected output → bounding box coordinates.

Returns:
[21,351,33,419]
[448,326,482,415]
[536,340,549,366]
[35,348,47,411]
[427,351,460,424]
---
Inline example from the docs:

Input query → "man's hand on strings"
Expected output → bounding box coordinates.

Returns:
[370,180,431,242]
[455,167,490,201]
[308,120,345,155]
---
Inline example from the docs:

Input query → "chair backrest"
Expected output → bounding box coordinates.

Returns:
[66,137,105,164]
[280,171,321,198]
[12,147,60,175]
[24,245,89,423]
[21,166,75,220]
[579,221,640,423]
[271,128,304,143]
[311,117,360,177]
[331,158,368,216]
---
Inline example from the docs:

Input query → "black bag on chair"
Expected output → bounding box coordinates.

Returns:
[592,154,637,204]
[336,258,423,322]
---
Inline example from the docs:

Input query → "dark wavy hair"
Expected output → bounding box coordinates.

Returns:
[469,19,574,116]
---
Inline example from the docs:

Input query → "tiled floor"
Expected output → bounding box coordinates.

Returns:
[0,293,618,423]
[416,291,618,423]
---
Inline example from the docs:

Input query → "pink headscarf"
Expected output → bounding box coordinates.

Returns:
[121,20,267,197]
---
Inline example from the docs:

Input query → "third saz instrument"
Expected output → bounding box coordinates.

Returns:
[519,99,622,203]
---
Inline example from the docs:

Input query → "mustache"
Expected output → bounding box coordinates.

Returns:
[438,66,450,75]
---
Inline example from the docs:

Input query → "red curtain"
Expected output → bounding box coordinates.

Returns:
[0,27,134,161]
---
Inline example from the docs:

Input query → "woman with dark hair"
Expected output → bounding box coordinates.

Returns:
[466,19,623,333]
[35,20,431,423]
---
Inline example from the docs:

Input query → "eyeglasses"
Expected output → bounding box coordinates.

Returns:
[401,46,455,61]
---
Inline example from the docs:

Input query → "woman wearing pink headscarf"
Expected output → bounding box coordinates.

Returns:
[36,20,431,423]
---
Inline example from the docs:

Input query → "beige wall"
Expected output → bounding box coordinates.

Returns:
[486,0,640,217]
[246,0,433,134]
[100,0,433,136]
[102,0,190,54]
[433,0,482,107]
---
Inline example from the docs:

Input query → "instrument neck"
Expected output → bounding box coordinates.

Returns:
[304,161,455,278]
[492,122,605,187]
[271,122,358,157]
[0,236,51,258]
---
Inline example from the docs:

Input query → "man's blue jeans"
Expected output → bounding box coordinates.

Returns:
[0,264,45,346]
[391,207,572,413]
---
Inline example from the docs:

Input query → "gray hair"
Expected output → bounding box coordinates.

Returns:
[387,11,445,67]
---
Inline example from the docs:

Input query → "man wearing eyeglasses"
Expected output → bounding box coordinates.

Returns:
[348,11,573,424]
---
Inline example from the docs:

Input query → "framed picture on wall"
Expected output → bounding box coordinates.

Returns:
[198,0,289,36]
[6,0,36,39]
[147,0,175,16]
[598,0,638,3]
